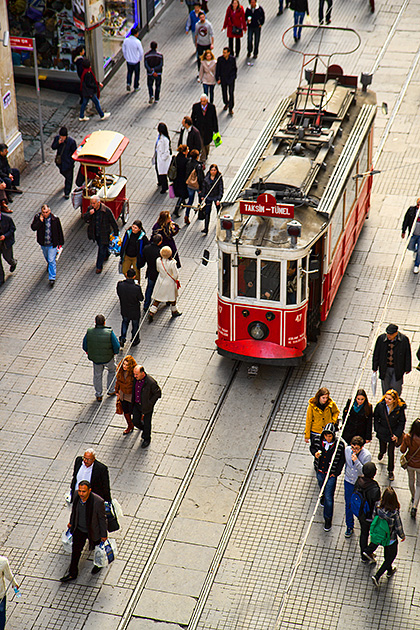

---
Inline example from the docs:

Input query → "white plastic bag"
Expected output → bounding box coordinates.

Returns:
[61,529,73,553]
[93,538,117,568]
[112,499,123,521]
[371,371,377,397]
[71,186,84,210]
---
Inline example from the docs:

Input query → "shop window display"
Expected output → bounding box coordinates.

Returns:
[8,0,85,72]
[102,0,136,69]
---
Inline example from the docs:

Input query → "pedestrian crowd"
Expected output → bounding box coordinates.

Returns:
[304,322,419,589]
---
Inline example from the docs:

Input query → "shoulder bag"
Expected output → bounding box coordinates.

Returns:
[400,440,420,469]
[161,259,181,289]
[383,406,403,447]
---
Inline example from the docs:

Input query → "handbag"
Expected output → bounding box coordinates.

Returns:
[168,183,175,199]
[116,399,123,415]
[198,206,206,220]
[105,501,120,532]
[186,168,199,190]
[231,25,243,35]
[400,441,420,469]
[383,406,403,447]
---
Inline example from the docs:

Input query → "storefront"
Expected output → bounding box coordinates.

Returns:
[7,0,155,90]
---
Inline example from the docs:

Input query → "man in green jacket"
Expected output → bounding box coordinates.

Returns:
[83,314,120,401]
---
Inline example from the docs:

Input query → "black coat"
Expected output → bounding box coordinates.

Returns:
[70,457,112,502]
[401,205,419,235]
[372,332,412,381]
[374,400,406,443]
[143,242,161,281]
[132,373,162,413]
[201,172,224,202]
[81,70,99,98]
[342,399,373,444]
[51,135,77,173]
[311,431,345,477]
[179,126,203,155]
[245,5,265,27]
[117,278,144,319]
[290,0,308,11]
[191,102,218,146]
[0,212,16,248]
[83,203,119,244]
[0,155,13,180]
[69,491,108,544]
[173,153,189,199]
[120,227,149,269]
[31,213,64,247]
[215,55,237,84]
[354,476,381,521]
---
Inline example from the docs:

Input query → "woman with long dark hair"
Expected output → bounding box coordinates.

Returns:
[304,387,339,452]
[374,389,406,481]
[152,210,181,267]
[115,355,137,434]
[341,388,373,445]
[200,164,224,235]
[153,122,172,194]
[400,418,420,518]
[363,487,405,587]
[172,144,189,217]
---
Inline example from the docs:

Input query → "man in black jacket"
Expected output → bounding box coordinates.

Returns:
[372,323,411,395]
[132,365,162,448]
[354,462,381,563]
[245,0,265,59]
[143,234,163,312]
[144,41,164,104]
[51,127,77,199]
[0,210,17,286]
[31,204,64,286]
[179,116,203,156]
[401,197,420,273]
[116,268,144,348]
[83,195,119,274]
[69,449,111,503]
[60,481,108,582]
[216,47,237,116]
[0,144,22,202]
[191,94,219,159]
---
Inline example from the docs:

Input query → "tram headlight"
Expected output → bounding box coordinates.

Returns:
[248,321,269,341]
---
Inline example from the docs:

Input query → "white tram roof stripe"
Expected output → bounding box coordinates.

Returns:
[317,103,377,218]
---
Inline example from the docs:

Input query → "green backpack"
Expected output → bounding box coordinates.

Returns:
[370,515,391,546]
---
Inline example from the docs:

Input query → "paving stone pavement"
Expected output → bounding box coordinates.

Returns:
[2,0,420,627]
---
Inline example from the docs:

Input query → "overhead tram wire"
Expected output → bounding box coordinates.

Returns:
[273,34,420,630]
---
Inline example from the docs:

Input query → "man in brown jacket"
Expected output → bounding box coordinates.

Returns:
[60,480,108,581]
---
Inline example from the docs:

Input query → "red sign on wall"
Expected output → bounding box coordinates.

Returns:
[10,37,34,50]
[239,193,294,219]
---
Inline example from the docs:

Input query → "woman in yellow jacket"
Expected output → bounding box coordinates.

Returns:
[305,387,339,451]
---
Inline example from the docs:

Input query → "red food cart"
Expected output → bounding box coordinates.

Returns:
[71,130,130,224]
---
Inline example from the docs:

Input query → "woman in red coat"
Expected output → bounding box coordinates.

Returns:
[223,0,247,58]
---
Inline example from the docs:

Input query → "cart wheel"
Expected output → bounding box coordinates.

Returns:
[121,200,129,225]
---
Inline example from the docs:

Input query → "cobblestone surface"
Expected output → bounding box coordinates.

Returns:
[2,0,420,627]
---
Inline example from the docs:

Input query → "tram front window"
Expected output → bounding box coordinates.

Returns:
[287,261,297,305]
[238,257,256,298]
[261,261,280,301]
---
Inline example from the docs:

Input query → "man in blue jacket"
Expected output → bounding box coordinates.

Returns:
[51,127,77,199]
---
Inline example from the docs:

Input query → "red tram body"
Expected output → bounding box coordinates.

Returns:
[216,31,376,365]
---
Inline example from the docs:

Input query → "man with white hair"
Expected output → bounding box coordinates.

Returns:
[83,195,119,274]
[191,93,218,159]
[69,448,111,503]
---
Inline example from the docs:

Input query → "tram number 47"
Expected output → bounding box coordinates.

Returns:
[295,314,302,322]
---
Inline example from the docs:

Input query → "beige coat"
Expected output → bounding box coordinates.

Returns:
[199,59,217,86]
[152,257,179,303]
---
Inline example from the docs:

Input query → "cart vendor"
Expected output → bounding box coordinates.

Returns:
[84,195,119,274]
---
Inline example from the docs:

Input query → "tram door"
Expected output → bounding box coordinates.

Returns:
[307,237,323,341]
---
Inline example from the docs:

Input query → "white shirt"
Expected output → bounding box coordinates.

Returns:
[0,556,17,599]
[122,35,144,64]
[76,462,93,493]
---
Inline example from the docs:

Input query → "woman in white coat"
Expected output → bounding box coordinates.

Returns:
[153,122,171,194]
[148,246,182,322]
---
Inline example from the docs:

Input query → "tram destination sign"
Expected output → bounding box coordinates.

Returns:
[239,193,294,219]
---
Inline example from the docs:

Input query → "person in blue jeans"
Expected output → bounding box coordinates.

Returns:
[79,59,110,122]
[184,149,204,225]
[311,423,345,532]
[30,204,64,287]
[343,436,372,538]
[291,0,309,42]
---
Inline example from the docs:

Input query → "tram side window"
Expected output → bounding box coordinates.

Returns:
[261,261,280,301]
[238,257,256,298]
[301,257,307,301]
[287,260,297,304]
[222,252,231,298]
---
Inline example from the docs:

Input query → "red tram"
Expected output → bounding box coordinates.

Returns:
[216,27,376,366]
